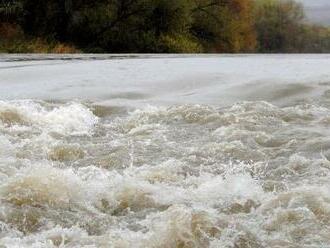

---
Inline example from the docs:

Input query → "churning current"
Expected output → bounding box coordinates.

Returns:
[1,55,330,247]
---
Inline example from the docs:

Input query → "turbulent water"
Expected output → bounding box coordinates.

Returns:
[1,55,330,247]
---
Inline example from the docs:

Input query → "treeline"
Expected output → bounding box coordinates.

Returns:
[1,0,330,53]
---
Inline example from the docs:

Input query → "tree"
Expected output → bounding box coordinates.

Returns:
[191,0,256,52]
[68,0,200,52]
[2,0,330,53]
[0,0,23,22]
[254,0,305,52]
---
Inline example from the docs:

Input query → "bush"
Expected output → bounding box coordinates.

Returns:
[158,34,202,53]
[0,22,23,39]
[0,23,79,53]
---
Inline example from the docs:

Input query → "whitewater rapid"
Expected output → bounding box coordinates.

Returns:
[1,55,330,247]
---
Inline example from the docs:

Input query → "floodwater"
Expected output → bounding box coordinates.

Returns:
[1,55,330,247]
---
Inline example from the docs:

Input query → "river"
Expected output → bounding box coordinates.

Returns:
[1,55,330,247]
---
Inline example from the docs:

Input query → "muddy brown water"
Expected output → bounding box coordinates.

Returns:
[1,55,330,247]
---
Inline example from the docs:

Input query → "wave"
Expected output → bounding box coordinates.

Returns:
[0,99,330,247]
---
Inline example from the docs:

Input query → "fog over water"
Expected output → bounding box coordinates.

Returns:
[1,55,330,247]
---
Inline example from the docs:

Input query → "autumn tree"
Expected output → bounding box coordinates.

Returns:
[1,0,330,53]
[191,0,257,52]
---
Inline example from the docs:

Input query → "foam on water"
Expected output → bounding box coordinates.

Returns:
[0,101,98,136]
[0,97,330,247]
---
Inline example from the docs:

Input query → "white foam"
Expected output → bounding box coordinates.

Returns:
[0,135,15,158]
[0,100,98,136]
[38,103,98,136]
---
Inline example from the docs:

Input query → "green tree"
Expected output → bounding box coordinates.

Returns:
[254,0,305,52]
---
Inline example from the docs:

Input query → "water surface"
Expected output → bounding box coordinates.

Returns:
[1,55,330,247]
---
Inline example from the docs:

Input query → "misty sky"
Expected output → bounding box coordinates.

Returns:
[297,0,330,25]
[298,0,329,7]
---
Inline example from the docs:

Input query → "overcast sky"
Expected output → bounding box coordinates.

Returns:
[298,0,330,8]
[297,0,330,25]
